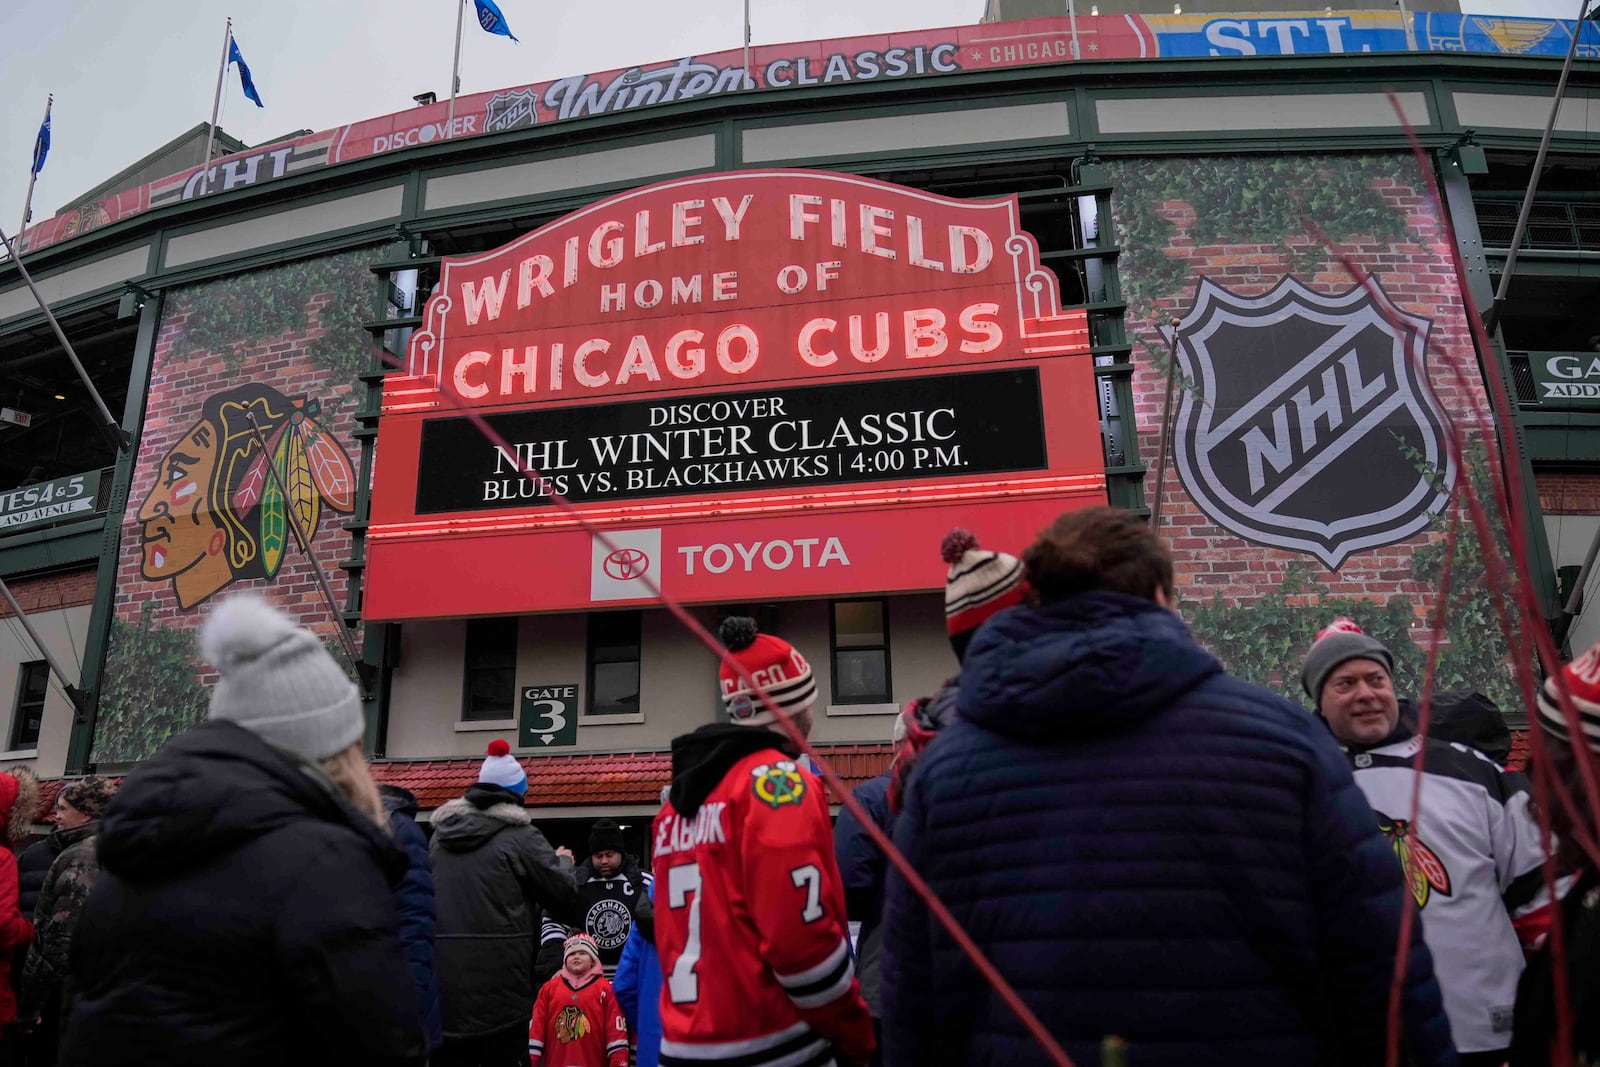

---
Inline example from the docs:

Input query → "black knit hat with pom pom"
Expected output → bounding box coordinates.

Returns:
[941,528,1024,663]
[717,615,816,727]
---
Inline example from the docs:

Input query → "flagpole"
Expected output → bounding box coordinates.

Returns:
[201,17,232,196]
[17,95,49,246]
[448,0,466,131]
[743,0,752,88]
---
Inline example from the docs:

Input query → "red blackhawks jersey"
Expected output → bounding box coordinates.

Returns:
[528,973,629,1067]
[652,747,874,1067]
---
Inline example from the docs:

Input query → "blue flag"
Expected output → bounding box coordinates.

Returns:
[30,105,50,176]
[229,37,264,108]
[473,0,518,42]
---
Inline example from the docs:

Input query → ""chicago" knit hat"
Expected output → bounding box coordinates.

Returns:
[478,739,528,796]
[564,932,602,965]
[1300,618,1396,709]
[1537,638,1600,754]
[717,616,817,727]
[941,529,1025,663]
[200,594,365,762]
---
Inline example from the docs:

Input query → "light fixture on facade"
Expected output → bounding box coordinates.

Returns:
[1173,3,1182,12]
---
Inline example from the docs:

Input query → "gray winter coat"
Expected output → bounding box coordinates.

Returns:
[429,784,581,1038]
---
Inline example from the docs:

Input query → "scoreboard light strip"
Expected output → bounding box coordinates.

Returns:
[368,473,1105,539]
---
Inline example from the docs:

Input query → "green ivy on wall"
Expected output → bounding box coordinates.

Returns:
[1107,154,1418,327]
[167,247,377,387]
[94,602,210,764]
[1180,446,1519,713]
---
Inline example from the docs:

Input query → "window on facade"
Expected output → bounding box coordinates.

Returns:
[0,303,135,493]
[587,612,642,716]
[1494,274,1600,354]
[831,600,891,705]
[10,661,47,751]
[462,617,518,720]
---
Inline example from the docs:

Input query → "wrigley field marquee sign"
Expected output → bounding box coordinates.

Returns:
[365,170,1105,618]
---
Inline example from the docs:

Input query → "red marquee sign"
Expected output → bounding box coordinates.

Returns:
[364,170,1104,619]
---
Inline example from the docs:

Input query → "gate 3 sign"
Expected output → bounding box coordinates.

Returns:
[519,685,580,748]
[365,169,1106,619]
[1172,276,1453,570]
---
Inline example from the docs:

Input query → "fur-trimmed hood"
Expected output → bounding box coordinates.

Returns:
[3,769,37,848]
[432,784,533,853]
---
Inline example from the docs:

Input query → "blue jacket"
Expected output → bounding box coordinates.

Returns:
[880,592,1457,1067]
[614,882,661,1067]
[380,786,443,1052]
[833,773,894,943]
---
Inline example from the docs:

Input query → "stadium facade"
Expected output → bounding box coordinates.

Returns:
[3,10,1598,838]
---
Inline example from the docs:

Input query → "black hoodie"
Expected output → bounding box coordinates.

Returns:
[668,723,799,817]
[61,721,427,1067]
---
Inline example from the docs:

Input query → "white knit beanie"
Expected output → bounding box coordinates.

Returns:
[479,739,528,795]
[199,594,364,762]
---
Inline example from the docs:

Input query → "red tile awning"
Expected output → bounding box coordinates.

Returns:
[371,743,896,811]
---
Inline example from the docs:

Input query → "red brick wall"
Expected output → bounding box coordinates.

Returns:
[0,569,96,618]
[1115,157,1492,616]
[1537,472,1600,516]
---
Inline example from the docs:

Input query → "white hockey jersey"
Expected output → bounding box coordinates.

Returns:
[1342,732,1551,1053]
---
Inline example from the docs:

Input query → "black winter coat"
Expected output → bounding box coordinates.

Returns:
[882,592,1458,1067]
[430,783,580,1038]
[16,833,62,927]
[380,785,443,1052]
[61,721,428,1067]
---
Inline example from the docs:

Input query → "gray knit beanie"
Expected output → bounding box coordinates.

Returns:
[199,593,364,762]
[1300,618,1395,709]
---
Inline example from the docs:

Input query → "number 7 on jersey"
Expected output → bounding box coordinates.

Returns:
[667,862,703,1004]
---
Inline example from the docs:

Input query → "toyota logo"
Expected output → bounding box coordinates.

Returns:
[603,547,651,581]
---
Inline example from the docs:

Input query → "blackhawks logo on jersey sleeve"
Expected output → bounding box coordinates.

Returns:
[1378,814,1453,907]
[751,761,806,809]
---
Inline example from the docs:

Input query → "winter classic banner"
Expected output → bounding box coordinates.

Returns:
[364,170,1104,619]
[17,12,1600,257]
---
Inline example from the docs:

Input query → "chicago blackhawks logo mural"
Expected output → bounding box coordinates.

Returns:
[136,382,356,609]
[1172,275,1454,570]
[1378,813,1453,907]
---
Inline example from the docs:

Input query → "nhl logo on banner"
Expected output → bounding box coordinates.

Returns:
[484,88,539,133]
[1171,276,1453,570]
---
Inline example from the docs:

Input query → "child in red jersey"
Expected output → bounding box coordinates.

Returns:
[530,933,629,1067]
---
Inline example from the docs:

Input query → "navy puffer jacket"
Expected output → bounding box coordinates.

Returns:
[880,592,1457,1067]
[380,785,443,1052]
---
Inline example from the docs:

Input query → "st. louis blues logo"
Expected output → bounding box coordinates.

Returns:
[1378,814,1453,907]
[1172,276,1454,570]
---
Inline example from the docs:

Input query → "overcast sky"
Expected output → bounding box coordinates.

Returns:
[0,0,1584,235]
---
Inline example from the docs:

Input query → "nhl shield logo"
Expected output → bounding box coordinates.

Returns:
[484,88,539,133]
[1172,276,1454,570]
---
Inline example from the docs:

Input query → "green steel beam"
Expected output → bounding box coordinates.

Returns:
[66,289,162,773]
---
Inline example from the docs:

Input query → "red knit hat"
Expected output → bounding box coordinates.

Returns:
[1538,637,1600,753]
[717,616,817,727]
[941,528,1025,662]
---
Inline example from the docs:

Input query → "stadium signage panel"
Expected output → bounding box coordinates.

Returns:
[0,470,100,533]
[1530,351,1600,406]
[364,169,1104,618]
